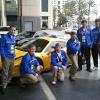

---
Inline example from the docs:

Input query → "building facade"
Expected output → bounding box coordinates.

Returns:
[18,0,53,32]
[0,0,53,32]
[0,0,18,26]
[52,0,67,13]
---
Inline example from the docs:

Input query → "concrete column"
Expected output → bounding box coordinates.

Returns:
[1,0,7,26]
[48,0,53,29]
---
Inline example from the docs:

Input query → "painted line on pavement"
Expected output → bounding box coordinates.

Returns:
[40,77,57,100]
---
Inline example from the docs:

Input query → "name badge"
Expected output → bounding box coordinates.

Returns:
[58,62,62,65]
[82,36,86,42]
[10,45,15,54]
[31,65,34,70]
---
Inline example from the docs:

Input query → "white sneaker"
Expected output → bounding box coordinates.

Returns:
[51,81,56,85]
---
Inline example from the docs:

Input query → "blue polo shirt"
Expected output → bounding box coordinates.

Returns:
[77,27,93,47]
[67,38,80,56]
[51,50,68,67]
[0,33,16,58]
[92,27,100,45]
[20,53,40,75]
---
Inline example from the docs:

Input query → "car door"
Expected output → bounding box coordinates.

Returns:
[43,41,67,70]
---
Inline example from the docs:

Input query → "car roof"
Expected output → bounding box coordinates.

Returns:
[36,36,67,42]
[36,30,64,34]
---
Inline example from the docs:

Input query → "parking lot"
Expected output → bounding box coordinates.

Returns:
[0,59,100,100]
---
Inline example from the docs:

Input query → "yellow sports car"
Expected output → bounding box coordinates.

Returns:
[0,37,71,77]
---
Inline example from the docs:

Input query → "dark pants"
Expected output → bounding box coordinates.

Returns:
[98,44,100,57]
[78,46,91,70]
[91,45,98,67]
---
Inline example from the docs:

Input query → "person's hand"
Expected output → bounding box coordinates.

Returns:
[37,66,43,72]
[35,73,39,78]
[77,41,80,45]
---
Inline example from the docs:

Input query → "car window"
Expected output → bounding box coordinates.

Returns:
[17,39,49,52]
[34,32,48,37]
[42,32,48,35]
[45,41,66,52]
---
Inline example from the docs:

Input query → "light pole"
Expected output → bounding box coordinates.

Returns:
[1,0,7,26]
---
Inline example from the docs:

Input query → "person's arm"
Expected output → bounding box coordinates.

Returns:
[21,57,36,75]
[68,40,80,54]
[97,31,100,44]
[77,29,80,42]
[51,52,62,67]
[90,29,94,45]
[34,58,41,67]
[62,51,68,67]
[0,36,6,58]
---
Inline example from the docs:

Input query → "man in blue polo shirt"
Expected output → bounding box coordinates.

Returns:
[20,44,42,85]
[77,20,93,72]
[51,43,68,85]
[67,31,80,81]
[0,26,16,94]
[91,19,100,70]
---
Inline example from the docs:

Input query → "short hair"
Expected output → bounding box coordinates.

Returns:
[9,25,16,29]
[55,43,61,47]
[95,19,100,23]
[81,20,87,24]
[28,44,36,49]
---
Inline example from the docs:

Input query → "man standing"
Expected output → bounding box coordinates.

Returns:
[67,31,80,81]
[91,19,100,70]
[20,44,42,85]
[77,20,93,72]
[51,43,68,85]
[0,26,16,94]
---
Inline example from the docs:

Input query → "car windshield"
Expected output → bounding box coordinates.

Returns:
[16,39,49,52]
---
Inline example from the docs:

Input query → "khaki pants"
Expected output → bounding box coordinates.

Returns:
[20,74,39,84]
[52,66,65,82]
[20,66,43,84]
[69,54,78,77]
[1,57,14,88]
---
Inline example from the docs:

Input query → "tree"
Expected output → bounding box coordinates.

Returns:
[75,0,88,27]
[57,11,67,26]
[87,0,95,26]
[64,0,77,17]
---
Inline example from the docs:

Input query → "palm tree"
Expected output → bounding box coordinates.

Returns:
[75,0,87,27]
[87,0,95,26]
[63,0,77,18]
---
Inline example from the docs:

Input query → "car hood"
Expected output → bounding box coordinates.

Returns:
[34,52,42,57]
[15,49,26,59]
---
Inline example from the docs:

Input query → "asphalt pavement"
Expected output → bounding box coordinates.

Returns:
[0,59,100,100]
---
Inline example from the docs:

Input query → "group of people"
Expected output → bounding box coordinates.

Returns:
[0,18,100,94]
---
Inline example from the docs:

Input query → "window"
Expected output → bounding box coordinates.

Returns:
[42,0,48,12]
[18,39,49,52]
[42,16,48,28]
[58,6,60,9]
[58,1,60,4]
[45,41,66,52]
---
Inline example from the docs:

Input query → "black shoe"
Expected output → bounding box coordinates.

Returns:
[0,87,6,95]
[86,69,93,72]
